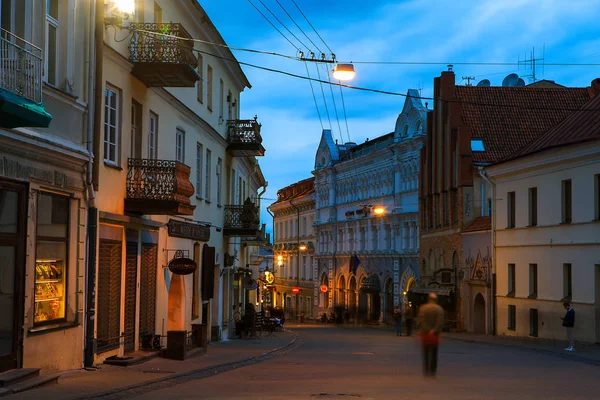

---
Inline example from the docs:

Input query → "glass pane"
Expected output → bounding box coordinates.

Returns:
[0,190,18,233]
[35,242,66,323]
[110,126,116,143]
[110,144,116,161]
[110,91,117,108]
[0,246,15,355]
[110,109,116,128]
[47,24,57,85]
[37,193,68,238]
[47,0,58,19]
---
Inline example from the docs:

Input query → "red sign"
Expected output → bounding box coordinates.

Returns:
[292,286,300,295]
[319,284,328,293]
[168,257,197,275]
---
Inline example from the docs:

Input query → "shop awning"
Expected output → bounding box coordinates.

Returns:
[0,88,52,128]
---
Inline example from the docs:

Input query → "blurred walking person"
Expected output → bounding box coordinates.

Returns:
[393,305,403,336]
[404,303,414,336]
[418,293,444,378]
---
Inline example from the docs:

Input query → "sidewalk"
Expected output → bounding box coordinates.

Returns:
[443,332,600,365]
[10,331,295,400]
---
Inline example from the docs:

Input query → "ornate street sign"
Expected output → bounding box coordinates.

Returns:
[167,219,210,241]
[168,257,197,275]
[292,286,300,294]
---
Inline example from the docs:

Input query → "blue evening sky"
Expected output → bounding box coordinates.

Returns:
[200,0,600,232]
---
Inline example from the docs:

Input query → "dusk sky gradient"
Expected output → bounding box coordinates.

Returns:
[200,0,600,232]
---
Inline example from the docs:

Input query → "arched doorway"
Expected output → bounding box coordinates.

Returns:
[349,276,357,318]
[357,277,368,321]
[384,279,393,322]
[337,276,346,308]
[474,293,486,334]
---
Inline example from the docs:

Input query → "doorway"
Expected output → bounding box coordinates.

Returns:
[474,293,486,334]
[0,180,26,372]
[595,265,600,343]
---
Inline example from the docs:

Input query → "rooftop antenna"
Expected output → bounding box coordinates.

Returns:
[518,46,544,83]
[462,76,475,86]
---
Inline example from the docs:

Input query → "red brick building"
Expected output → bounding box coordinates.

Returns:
[418,69,591,332]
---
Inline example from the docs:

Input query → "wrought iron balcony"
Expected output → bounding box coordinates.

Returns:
[241,223,269,245]
[226,117,265,157]
[0,28,52,128]
[223,198,261,237]
[125,158,196,216]
[129,23,199,87]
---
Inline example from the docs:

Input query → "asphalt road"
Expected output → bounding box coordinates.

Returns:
[126,325,600,400]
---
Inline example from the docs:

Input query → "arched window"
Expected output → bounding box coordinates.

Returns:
[416,120,422,134]
[403,125,409,137]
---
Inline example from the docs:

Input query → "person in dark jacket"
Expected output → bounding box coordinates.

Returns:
[393,306,402,336]
[561,302,575,351]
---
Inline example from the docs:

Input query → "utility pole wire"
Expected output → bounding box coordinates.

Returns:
[247,0,301,52]
[290,0,334,55]
[256,0,311,53]
[275,0,323,55]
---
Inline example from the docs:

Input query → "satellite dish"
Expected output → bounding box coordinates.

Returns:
[515,78,526,87]
[477,79,491,87]
[502,73,520,87]
[242,277,257,290]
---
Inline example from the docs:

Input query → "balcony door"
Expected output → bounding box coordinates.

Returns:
[0,179,27,373]
[130,101,142,160]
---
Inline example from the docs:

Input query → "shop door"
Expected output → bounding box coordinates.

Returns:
[124,241,138,352]
[0,180,26,372]
[139,243,157,338]
[97,239,122,352]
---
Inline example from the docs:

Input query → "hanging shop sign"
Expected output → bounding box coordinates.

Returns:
[292,286,300,295]
[167,219,210,241]
[319,284,328,293]
[168,257,197,275]
[265,271,275,284]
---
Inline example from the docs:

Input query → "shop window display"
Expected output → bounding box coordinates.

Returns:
[34,193,69,325]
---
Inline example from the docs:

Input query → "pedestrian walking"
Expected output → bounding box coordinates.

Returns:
[560,302,575,351]
[393,305,403,336]
[404,303,414,336]
[418,293,444,378]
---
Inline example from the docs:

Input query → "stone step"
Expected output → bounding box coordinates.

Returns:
[5,374,60,395]
[103,351,160,367]
[0,369,40,388]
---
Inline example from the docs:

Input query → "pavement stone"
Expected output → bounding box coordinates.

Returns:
[10,331,294,400]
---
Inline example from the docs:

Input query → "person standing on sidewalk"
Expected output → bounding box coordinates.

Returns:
[561,302,575,351]
[418,293,445,378]
[393,305,403,336]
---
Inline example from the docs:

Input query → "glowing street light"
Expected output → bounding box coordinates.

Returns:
[299,244,307,251]
[373,206,385,216]
[332,63,356,81]
[113,0,135,15]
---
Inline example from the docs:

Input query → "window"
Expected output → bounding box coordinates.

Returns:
[595,174,600,220]
[236,176,241,204]
[176,129,185,163]
[227,90,233,119]
[197,54,204,104]
[441,271,451,284]
[508,305,516,330]
[35,193,69,325]
[153,1,161,23]
[471,139,485,152]
[148,112,158,159]
[230,168,236,204]
[302,217,307,236]
[487,198,492,217]
[562,179,572,223]
[563,263,572,301]
[216,158,222,205]
[207,65,213,111]
[45,0,59,86]
[195,143,203,198]
[104,86,120,164]
[204,149,211,200]
[529,264,537,298]
[507,191,515,228]
[219,79,224,120]
[528,187,537,226]
[507,263,515,297]
[529,309,538,337]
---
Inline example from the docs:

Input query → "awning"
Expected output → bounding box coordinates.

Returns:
[0,88,52,128]
[409,287,453,297]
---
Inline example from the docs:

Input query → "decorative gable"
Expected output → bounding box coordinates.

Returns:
[314,129,338,170]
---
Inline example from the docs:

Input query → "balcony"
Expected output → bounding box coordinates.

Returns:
[0,28,52,128]
[241,223,270,246]
[129,23,199,88]
[226,117,265,157]
[125,158,196,216]
[223,198,261,237]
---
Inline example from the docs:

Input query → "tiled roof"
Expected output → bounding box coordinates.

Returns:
[455,86,591,164]
[505,93,600,160]
[462,216,491,233]
[271,177,315,205]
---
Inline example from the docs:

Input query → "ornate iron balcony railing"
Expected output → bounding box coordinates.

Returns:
[0,28,43,103]
[129,23,197,66]
[227,117,263,145]
[224,198,261,235]
[126,159,195,215]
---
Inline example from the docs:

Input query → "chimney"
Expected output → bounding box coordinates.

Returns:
[588,78,600,98]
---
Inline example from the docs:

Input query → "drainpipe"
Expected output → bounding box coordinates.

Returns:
[479,167,496,336]
[84,0,103,368]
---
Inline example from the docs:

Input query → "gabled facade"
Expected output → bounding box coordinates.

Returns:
[312,90,427,323]
[0,0,91,373]
[419,69,592,333]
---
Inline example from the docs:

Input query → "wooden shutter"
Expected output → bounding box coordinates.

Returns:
[139,243,157,335]
[97,239,122,352]
[201,245,215,301]
[124,241,138,351]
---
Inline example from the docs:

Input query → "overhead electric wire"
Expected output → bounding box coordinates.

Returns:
[275,0,323,55]
[338,82,351,142]
[324,63,344,143]
[314,63,333,129]
[290,0,334,55]
[256,0,311,52]
[247,0,301,52]
[305,61,324,130]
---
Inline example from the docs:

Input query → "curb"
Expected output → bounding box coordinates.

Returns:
[75,332,299,400]
[445,336,600,367]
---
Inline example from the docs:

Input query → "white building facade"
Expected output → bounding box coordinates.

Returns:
[312,91,426,323]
